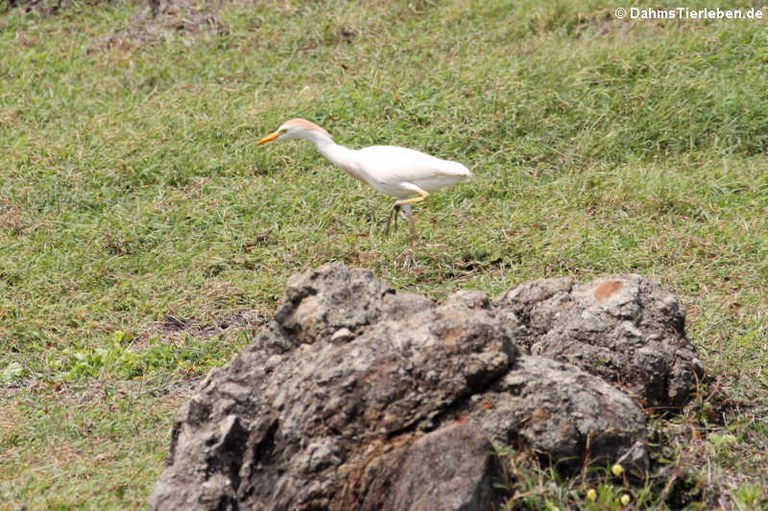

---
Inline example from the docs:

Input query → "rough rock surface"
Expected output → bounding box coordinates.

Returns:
[495,275,704,410]
[473,355,647,471]
[150,265,703,510]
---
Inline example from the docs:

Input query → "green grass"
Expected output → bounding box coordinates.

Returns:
[1,0,767,509]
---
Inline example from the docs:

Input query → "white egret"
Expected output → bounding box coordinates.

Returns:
[257,118,472,238]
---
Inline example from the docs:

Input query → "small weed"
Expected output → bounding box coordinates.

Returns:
[496,446,660,510]
[0,362,24,385]
[50,330,245,382]
[734,483,764,511]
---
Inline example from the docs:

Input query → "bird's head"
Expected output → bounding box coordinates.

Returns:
[257,118,332,145]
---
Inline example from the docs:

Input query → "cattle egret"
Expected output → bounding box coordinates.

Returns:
[257,118,472,238]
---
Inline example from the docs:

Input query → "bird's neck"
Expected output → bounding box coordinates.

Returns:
[309,134,363,181]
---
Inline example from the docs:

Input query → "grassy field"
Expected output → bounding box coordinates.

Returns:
[1,0,767,509]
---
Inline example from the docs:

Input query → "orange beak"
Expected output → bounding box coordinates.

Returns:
[257,131,283,145]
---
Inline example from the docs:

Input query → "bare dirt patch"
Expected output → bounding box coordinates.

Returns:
[132,308,266,350]
[4,0,229,49]
[87,0,227,52]
[0,200,25,235]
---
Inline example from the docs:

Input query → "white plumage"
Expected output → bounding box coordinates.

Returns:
[257,118,471,236]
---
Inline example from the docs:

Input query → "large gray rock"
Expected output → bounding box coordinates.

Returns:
[150,265,701,510]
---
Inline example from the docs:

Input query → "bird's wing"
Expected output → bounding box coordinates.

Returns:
[355,145,471,183]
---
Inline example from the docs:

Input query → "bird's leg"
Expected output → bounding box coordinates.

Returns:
[394,189,430,207]
[394,191,428,242]
[399,204,417,244]
[408,215,417,244]
[384,203,401,236]
[384,189,429,238]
